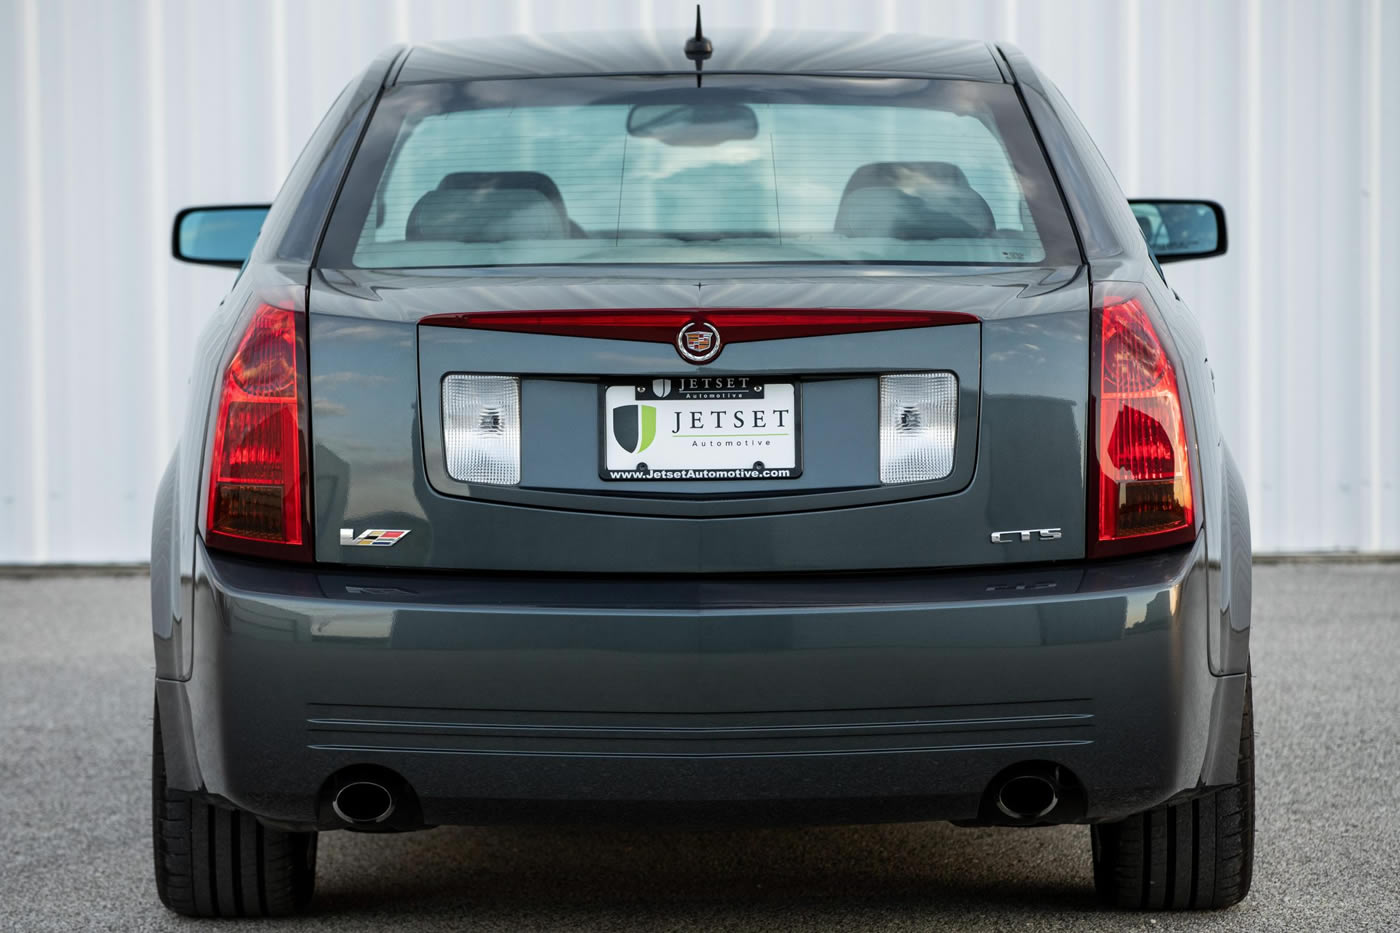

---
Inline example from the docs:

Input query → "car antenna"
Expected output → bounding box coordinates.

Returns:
[684,4,712,87]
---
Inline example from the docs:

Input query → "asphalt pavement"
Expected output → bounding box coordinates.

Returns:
[2,562,1398,932]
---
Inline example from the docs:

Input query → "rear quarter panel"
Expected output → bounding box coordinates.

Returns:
[1005,37,1252,672]
[151,266,305,680]
[151,47,403,677]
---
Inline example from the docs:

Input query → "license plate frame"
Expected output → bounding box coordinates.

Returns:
[598,376,802,481]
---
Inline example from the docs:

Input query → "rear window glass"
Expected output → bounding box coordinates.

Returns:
[320,75,1078,269]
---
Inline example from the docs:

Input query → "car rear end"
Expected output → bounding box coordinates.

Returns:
[155,46,1249,915]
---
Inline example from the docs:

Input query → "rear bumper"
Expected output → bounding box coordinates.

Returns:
[159,537,1245,830]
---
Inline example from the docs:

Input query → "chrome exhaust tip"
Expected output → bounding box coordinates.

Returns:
[995,774,1059,821]
[331,780,396,825]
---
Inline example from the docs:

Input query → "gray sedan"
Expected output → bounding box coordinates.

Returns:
[153,22,1250,917]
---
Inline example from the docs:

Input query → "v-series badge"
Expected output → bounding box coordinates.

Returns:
[340,528,411,547]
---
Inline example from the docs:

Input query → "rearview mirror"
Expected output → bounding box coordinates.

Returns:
[626,103,758,146]
[1129,200,1227,263]
[172,204,271,267]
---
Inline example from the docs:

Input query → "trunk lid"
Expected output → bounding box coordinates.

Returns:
[309,266,1088,572]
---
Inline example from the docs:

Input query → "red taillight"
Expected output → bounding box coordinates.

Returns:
[1090,283,1196,556]
[205,302,309,559]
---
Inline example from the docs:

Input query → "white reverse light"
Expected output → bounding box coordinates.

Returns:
[443,375,520,485]
[879,372,958,484]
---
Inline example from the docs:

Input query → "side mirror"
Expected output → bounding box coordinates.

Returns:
[172,204,271,267]
[1128,199,1227,263]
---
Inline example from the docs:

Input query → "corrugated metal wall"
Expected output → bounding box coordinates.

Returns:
[1,0,1396,562]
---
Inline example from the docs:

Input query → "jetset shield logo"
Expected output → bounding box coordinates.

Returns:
[612,404,658,454]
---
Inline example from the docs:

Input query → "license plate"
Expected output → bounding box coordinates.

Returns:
[601,377,800,481]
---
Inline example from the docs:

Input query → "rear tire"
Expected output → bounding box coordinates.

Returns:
[1090,671,1254,910]
[152,696,318,917]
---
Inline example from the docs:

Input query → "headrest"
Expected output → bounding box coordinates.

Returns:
[834,161,996,240]
[438,171,566,203]
[406,172,570,242]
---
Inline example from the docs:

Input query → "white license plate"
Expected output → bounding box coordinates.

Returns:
[601,377,800,481]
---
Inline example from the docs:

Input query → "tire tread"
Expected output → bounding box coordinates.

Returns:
[1091,673,1254,911]
[151,697,317,917]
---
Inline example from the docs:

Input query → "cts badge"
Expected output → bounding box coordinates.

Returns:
[676,320,722,363]
[340,528,411,547]
[990,527,1063,543]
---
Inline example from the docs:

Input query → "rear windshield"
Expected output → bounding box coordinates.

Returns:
[319,75,1078,269]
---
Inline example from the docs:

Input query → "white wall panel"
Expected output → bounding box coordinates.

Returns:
[1,0,1396,561]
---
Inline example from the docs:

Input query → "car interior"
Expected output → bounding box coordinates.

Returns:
[402,160,1003,244]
